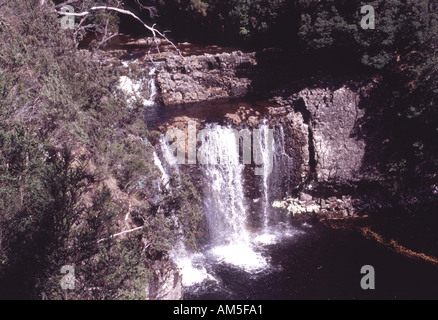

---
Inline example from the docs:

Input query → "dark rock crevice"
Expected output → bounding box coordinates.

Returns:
[292,98,317,179]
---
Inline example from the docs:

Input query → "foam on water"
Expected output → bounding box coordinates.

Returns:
[253,225,304,246]
[173,255,212,287]
[253,233,278,246]
[208,243,268,272]
[170,243,217,287]
[160,122,304,290]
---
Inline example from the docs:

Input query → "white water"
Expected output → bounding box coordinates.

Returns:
[153,151,169,187]
[255,120,274,230]
[198,124,269,272]
[119,66,294,285]
[117,60,306,292]
[159,134,180,170]
[145,67,157,106]
[118,62,157,107]
[170,242,216,287]
[158,122,300,288]
[197,125,250,245]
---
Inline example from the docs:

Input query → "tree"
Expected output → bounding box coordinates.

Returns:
[0,0,201,299]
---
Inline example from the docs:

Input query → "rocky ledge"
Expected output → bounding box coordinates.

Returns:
[156,51,257,105]
[273,192,392,219]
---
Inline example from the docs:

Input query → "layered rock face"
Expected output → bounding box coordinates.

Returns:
[267,84,391,217]
[300,87,365,183]
[274,86,367,185]
[156,51,257,105]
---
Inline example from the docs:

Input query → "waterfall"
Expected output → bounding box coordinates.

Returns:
[195,124,270,271]
[153,150,169,187]
[271,125,295,198]
[253,122,299,245]
[159,134,180,172]
[118,62,157,107]
[254,120,274,230]
[159,120,302,288]
[197,124,250,245]
[144,67,157,106]
[158,135,216,287]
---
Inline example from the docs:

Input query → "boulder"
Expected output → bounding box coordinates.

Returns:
[146,261,183,300]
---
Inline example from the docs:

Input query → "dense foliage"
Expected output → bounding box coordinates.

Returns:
[0,0,202,299]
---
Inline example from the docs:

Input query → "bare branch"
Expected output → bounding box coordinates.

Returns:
[97,226,144,243]
[54,0,79,8]
[55,5,182,56]
[96,17,111,49]
[135,0,159,18]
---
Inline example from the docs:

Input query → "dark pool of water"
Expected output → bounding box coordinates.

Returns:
[184,221,438,300]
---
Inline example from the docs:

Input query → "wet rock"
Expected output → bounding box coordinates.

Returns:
[271,82,373,185]
[273,191,375,219]
[267,106,288,116]
[247,116,259,127]
[146,261,183,300]
[224,113,242,126]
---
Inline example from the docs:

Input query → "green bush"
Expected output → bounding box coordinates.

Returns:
[0,0,203,299]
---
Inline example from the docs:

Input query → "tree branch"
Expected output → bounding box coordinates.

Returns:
[54,0,80,8]
[97,226,144,243]
[55,5,181,56]
[135,0,159,18]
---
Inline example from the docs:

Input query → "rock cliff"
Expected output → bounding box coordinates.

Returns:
[156,51,257,105]
[272,85,368,184]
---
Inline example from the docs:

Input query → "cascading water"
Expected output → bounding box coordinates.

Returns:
[197,124,268,272]
[144,67,157,106]
[272,125,295,197]
[153,150,169,188]
[126,57,438,301]
[197,125,249,245]
[158,133,217,288]
[118,61,158,107]
[253,123,300,245]
[136,62,303,290]
[155,120,304,294]
[152,114,306,296]
[253,120,274,230]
